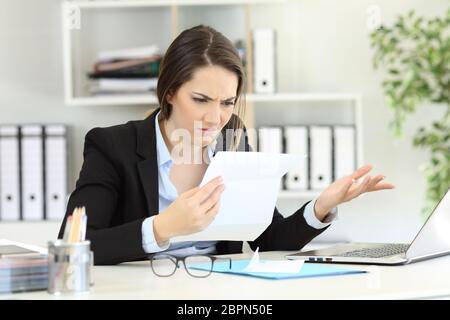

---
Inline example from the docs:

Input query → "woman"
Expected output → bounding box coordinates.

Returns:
[58,25,394,265]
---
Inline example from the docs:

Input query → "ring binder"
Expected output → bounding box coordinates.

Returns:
[0,126,21,221]
[44,125,68,221]
[20,125,44,221]
[310,126,332,190]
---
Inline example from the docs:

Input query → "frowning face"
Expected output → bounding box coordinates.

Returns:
[165,65,238,148]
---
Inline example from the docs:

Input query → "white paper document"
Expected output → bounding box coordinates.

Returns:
[172,151,305,242]
[244,248,304,274]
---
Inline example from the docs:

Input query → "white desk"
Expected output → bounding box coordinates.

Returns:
[2,251,450,300]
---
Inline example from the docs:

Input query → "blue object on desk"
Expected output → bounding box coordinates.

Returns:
[190,259,367,280]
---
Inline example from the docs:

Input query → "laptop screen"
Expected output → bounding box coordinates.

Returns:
[406,188,450,260]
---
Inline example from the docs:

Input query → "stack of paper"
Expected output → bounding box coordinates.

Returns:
[87,45,162,95]
[0,256,48,293]
[97,45,160,62]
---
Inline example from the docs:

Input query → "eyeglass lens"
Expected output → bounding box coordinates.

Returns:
[151,254,177,277]
[184,255,214,278]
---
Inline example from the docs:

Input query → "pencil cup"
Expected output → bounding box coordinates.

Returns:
[47,240,92,295]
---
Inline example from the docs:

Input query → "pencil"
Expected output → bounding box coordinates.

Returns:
[63,215,73,242]
[68,207,82,243]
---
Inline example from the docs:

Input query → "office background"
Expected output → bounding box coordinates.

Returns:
[0,0,447,246]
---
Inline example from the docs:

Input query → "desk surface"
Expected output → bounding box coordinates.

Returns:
[2,250,450,300]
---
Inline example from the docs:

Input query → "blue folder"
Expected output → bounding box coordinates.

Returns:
[190,259,367,280]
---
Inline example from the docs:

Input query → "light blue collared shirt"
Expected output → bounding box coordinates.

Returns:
[141,112,337,256]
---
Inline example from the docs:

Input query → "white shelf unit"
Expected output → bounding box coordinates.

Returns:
[62,0,285,106]
[61,0,364,200]
[61,92,361,106]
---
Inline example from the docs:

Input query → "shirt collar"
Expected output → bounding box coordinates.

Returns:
[155,111,172,168]
[154,111,217,168]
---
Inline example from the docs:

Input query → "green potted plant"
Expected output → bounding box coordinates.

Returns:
[370,8,449,218]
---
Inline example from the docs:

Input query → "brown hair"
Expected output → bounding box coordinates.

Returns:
[156,25,246,151]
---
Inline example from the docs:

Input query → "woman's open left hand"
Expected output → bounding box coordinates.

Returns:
[314,164,396,221]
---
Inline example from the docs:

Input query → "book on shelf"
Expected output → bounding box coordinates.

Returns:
[88,78,158,95]
[97,45,160,62]
[93,55,162,72]
[87,45,162,95]
[89,59,161,79]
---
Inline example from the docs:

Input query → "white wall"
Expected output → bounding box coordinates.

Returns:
[0,0,447,245]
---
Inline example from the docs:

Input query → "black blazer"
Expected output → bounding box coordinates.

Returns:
[58,108,328,265]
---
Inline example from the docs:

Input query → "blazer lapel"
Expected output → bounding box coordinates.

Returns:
[136,108,160,216]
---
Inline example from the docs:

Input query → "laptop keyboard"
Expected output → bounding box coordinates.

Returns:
[337,244,410,258]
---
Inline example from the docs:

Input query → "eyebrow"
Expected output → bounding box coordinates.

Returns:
[192,92,236,102]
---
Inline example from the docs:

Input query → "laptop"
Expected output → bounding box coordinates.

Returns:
[286,187,450,265]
